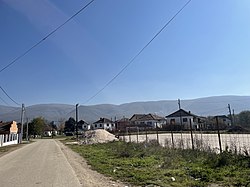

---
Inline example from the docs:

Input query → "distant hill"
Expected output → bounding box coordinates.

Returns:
[1,96,250,123]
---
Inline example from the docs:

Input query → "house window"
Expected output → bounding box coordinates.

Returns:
[170,119,175,124]
[99,124,102,127]
[95,124,97,128]
[183,118,187,122]
[84,125,86,128]
[147,122,152,125]
[111,124,114,127]
[107,124,109,127]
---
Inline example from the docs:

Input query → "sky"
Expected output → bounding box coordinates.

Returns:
[0,0,250,107]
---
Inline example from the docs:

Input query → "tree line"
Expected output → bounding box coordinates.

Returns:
[234,110,250,129]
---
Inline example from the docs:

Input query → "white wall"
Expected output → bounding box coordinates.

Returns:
[92,123,115,131]
[166,116,195,129]
[0,134,19,147]
[82,124,91,130]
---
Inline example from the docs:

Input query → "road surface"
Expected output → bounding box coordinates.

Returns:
[0,139,81,187]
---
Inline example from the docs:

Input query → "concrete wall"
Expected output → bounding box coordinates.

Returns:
[0,133,19,147]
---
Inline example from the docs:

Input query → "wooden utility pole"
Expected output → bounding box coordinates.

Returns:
[189,118,194,150]
[216,116,222,153]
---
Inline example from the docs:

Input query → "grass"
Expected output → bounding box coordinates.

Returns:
[67,140,250,187]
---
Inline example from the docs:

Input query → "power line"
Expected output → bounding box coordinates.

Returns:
[0,0,95,74]
[0,86,20,106]
[82,0,192,104]
[0,107,21,116]
[0,95,10,106]
[64,106,77,117]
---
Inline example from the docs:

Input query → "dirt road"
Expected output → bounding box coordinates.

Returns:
[0,139,128,187]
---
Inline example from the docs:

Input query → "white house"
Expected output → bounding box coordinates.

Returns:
[130,113,166,128]
[165,109,199,130]
[214,115,231,126]
[93,118,115,131]
[78,120,91,131]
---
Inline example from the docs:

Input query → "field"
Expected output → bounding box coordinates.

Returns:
[68,140,250,187]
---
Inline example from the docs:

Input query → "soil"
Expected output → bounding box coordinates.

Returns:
[0,143,27,158]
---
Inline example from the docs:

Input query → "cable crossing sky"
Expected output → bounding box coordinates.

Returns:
[0,0,94,74]
[81,0,192,105]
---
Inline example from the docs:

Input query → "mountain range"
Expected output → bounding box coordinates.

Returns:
[1,96,250,123]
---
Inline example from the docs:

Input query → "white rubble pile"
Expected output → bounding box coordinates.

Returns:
[81,129,118,144]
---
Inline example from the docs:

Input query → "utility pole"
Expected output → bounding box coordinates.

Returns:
[75,104,79,141]
[232,109,235,126]
[228,104,233,126]
[20,104,25,143]
[26,118,29,141]
[216,116,222,153]
[178,99,183,126]
[178,99,183,147]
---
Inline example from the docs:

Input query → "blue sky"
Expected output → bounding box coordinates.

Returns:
[0,0,250,106]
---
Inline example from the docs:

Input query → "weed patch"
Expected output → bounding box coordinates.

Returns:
[68,141,250,186]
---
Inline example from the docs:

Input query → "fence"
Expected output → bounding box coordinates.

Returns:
[0,133,19,147]
[120,119,250,154]
[121,132,250,153]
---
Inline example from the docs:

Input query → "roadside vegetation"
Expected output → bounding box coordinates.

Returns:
[68,140,250,187]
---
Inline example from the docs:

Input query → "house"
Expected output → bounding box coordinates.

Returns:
[115,117,130,132]
[44,127,58,137]
[129,113,166,128]
[165,109,202,130]
[93,118,115,131]
[0,121,19,147]
[77,120,91,131]
[130,114,146,125]
[214,115,231,126]
[207,115,231,130]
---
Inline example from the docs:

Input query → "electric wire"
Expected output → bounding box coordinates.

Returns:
[0,107,20,116]
[0,95,10,106]
[0,86,20,106]
[82,0,192,105]
[0,0,95,74]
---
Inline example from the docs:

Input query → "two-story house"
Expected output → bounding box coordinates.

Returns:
[93,118,115,131]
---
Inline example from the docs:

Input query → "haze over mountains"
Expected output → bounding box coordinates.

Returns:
[1,96,250,123]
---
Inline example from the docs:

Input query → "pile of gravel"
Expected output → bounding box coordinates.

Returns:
[81,129,118,144]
